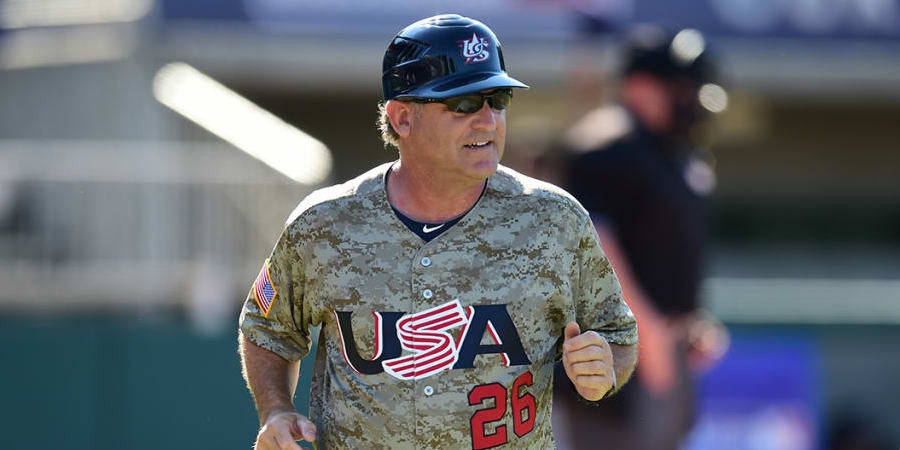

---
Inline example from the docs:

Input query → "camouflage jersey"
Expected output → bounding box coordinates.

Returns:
[240,162,637,450]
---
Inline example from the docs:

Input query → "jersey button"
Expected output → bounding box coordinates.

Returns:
[424,385,434,396]
[423,289,433,299]
[421,257,432,267]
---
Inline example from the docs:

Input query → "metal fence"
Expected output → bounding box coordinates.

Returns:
[0,139,316,322]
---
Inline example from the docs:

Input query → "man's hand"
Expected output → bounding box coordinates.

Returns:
[254,411,317,450]
[561,321,616,401]
[686,312,730,374]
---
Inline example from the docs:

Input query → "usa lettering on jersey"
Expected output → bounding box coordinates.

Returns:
[335,299,532,379]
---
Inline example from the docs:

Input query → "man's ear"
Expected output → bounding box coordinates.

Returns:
[386,100,413,138]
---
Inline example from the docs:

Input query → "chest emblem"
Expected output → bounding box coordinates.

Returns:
[335,299,531,380]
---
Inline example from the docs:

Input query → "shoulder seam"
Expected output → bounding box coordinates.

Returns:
[285,163,390,227]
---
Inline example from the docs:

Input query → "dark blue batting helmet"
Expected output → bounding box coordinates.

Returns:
[382,14,529,101]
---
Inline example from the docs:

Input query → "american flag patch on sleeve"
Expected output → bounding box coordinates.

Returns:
[253,259,278,317]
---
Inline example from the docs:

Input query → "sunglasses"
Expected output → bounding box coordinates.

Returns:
[407,89,513,114]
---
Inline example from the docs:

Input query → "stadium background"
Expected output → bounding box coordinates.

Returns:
[1,1,898,449]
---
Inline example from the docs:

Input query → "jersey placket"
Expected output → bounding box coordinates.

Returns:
[408,237,455,448]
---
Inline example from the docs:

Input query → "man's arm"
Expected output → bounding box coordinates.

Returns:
[239,332,316,450]
[562,322,637,401]
[609,342,638,395]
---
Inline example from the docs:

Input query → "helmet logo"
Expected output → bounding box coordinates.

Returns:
[459,33,490,64]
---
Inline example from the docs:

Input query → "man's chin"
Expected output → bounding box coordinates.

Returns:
[469,160,499,179]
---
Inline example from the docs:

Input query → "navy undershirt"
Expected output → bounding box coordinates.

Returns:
[392,207,464,242]
[386,170,486,242]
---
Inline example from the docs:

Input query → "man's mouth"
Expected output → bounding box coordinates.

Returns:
[464,141,492,149]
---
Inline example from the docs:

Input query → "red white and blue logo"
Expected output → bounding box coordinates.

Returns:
[459,33,490,64]
[335,299,531,380]
[253,259,278,316]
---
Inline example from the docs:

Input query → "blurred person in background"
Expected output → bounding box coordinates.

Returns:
[551,25,731,450]
[500,114,567,186]
[238,14,638,450]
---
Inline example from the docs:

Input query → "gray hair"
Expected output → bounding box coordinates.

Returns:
[377,101,424,149]
[377,101,399,149]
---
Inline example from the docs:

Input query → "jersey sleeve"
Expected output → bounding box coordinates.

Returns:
[574,217,638,346]
[239,226,310,361]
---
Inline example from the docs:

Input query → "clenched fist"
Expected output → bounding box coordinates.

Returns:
[254,411,317,450]
[561,321,617,401]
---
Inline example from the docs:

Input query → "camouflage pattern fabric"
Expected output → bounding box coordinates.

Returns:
[240,162,637,450]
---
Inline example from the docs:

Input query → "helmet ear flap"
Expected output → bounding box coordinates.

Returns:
[384,55,453,101]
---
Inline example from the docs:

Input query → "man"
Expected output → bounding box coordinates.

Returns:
[238,14,638,450]
[552,26,730,450]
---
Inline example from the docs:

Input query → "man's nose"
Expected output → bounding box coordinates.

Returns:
[470,101,497,130]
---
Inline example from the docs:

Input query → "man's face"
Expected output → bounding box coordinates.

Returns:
[404,91,507,183]
[666,78,708,139]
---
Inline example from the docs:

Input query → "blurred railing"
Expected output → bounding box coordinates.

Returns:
[706,276,900,325]
[0,139,316,320]
[2,139,897,328]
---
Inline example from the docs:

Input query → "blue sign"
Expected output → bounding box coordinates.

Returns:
[684,332,822,450]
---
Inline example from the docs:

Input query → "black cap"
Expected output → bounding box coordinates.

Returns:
[623,25,717,83]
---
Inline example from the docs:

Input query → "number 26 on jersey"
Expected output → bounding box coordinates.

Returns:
[468,370,536,450]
